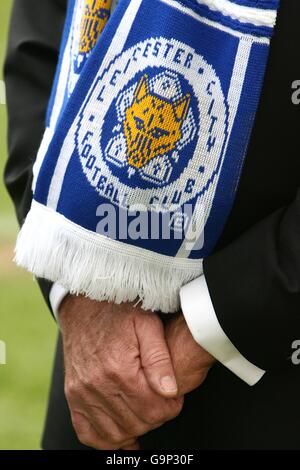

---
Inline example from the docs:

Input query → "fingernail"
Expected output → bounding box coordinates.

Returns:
[160,375,178,394]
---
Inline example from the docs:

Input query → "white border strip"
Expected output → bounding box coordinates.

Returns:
[196,0,277,28]
[161,0,271,43]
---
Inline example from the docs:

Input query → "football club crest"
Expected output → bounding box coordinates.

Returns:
[19,0,280,313]
[68,0,112,96]
[76,37,229,211]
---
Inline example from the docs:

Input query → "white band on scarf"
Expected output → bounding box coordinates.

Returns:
[197,0,277,27]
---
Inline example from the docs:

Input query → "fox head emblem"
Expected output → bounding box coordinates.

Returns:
[79,0,111,55]
[124,74,191,169]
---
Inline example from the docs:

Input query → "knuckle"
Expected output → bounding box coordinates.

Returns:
[144,398,183,427]
[173,401,183,418]
[81,370,106,393]
[65,379,88,402]
[128,422,146,437]
[86,370,101,389]
[108,437,120,446]
[104,360,123,382]
[97,425,126,447]
[77,432,92,447]
[106,431,123,445]
[103,442,121,451]
[167,399,184,419]
[144,408,165,426]
[95,434,121,450]
[71,415,91,446]
[64,379,78,399]
[143,348,170,368]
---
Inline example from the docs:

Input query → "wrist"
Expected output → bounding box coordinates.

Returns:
[167,313,216,369]
[59,294,82,334]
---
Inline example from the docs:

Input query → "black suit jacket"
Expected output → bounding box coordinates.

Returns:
[4,0,66,311]
[4,0,300,449]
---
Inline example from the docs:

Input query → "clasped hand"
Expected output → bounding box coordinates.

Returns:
[59,296,215,450]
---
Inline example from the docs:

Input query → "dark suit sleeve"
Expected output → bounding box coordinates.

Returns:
[204,191,300,372]
[4,0,67,310]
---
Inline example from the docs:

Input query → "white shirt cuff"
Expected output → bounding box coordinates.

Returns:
[180,276,266,386]
[49,283,69,322]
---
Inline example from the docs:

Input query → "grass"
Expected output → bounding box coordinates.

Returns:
[0,0,57,450]
[0,264,56,450]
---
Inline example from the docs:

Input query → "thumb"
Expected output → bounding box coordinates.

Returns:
[135,313,178,398]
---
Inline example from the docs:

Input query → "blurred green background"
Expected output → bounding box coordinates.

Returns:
[0,0,57,449]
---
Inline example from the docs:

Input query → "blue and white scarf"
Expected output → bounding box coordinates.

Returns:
[15,0,280,312]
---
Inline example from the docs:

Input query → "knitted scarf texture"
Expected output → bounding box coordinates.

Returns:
[15,0,280,312]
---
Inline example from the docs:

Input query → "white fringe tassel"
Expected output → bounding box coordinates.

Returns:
[14,201,203,313]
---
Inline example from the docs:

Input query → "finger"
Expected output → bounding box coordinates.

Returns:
[71,411,121,450]
[121,439,141,450]
[135,313,178,397]
[122,370,184,427]
[89,388,148,437]
[86,402,141,448]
